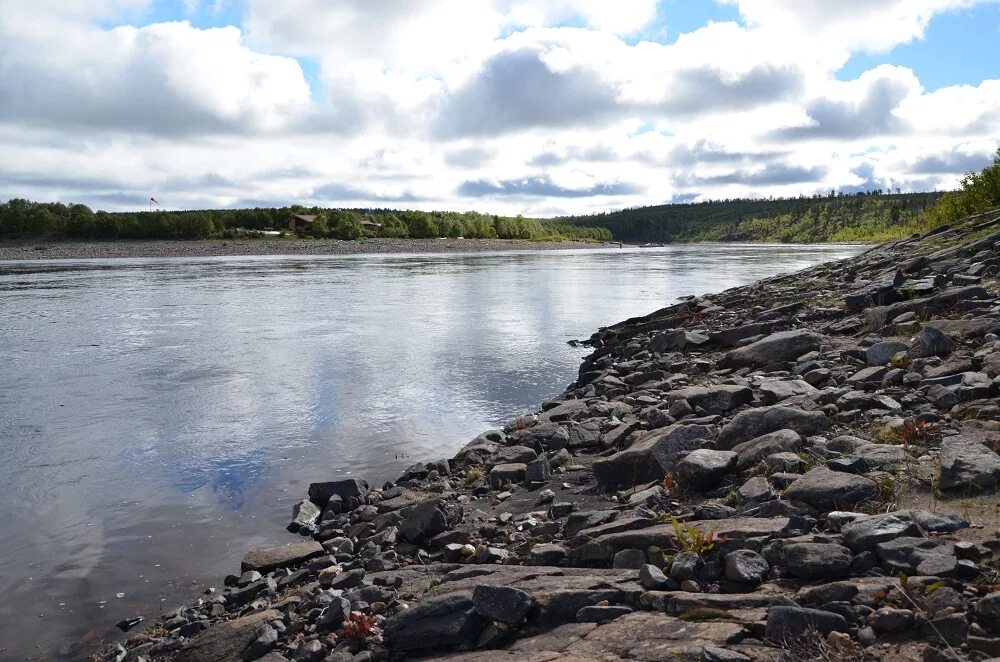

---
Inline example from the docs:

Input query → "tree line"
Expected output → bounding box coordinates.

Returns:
[0,201,613,243]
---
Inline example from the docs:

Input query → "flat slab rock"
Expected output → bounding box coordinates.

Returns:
[175,609,280,662]
[241,540,324,573]
[436,612,744,661]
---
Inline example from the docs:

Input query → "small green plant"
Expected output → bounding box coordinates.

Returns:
[668,517,722,555]
[463,467,485,485]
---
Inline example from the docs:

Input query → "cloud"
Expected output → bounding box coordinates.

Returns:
[0,19,312,135]
[458,176,643,197]
[311,183,426,203]
[774,66,920,139]
[677,163,828,187]
[909,150,994,174]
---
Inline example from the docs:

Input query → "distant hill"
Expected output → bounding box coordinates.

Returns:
[556,191,945,243]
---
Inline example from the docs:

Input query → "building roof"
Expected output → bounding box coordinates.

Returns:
[290,214,318,224]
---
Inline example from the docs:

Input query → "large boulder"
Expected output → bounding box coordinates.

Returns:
[383,593,485,651]
[782,468,876,511]
[783,543,853,580]
[665,385,752,415]
[718,406,828,449]
[842,513,923,553]
[939,438,1000,492]
[308,478,370,510]
[241,541,324,573]
[175,610,281,662]
[720,330,825,369]
[399,498,463,544]
[766,606,848,643]
[675,449,738,491]
[592,424,713,489]
[759,380,819,405]
[866,340,909,366]
[732,429,803,469]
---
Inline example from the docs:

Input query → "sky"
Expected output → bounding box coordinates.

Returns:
[1,0,999,216]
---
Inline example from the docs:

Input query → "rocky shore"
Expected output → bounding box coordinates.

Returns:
[0,238,608,261]
[100,210,1000,662]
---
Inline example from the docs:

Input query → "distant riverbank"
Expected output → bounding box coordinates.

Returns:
[0,237,613,261]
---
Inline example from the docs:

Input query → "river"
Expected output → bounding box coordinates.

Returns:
[0,243,862,658]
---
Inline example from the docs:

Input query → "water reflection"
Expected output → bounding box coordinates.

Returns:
[0,244,861,658]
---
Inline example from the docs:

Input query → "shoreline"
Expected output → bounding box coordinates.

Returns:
[0,238,613,262]
[101,214,1000,661]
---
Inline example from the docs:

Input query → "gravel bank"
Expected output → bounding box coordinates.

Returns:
[0,238,612,261]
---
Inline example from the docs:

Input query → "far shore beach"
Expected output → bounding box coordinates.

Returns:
[0,237,616,261]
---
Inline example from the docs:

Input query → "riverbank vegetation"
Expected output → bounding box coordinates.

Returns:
[0,203,613,243]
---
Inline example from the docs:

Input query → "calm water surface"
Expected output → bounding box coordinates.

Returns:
[0,244,861,658]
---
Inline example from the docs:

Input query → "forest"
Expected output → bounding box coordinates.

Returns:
[0,202,612,242]
[557,191,946,243]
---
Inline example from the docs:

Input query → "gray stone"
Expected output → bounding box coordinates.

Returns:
[496,445,537,465]
[287,499,321,534]
[530,543,567,565]
[525,456,551,483]
[489,463,527,488]
[308,478,369,508]
[241,624,278,662]
[719,407,828,449]
[732,429,803,468]
[638,564,671,590]
[175,610,281,662]
[869,607,915,634]
[866,340,910,366]
[842,513,923,553]
[721,330,825,369]
[383,593,484,651]
[592,424,714,489]
[612,548,647,569]
[472,585,532,625]
[668,551,703,582]
[665,385,752,414]
[737,476,773,503]
[939,438,1000,491]
[764,452,804,473]
[765,606,848,643]
[783,543,853,580]
[782,468,876,511]
[912,325,956,358]
[724,550,769,584]
[399,499,462,543]
[759,379,820,405]
[675,449,738,491]
[241,542,324,573]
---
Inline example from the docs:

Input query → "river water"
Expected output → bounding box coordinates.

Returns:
[0,244,861,658]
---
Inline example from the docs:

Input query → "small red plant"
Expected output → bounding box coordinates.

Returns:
[343,612,381,642]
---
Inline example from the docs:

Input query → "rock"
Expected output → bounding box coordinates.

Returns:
[399,499,462,544]
[472,585,532,625]
[489,463,527,488]
[939,438,1000,491]
[308,478,369,508]
[496,445,537,464]
[866,340,909,366]
[383,593,484,652]
[737,476,773,503]
[241,542,324,573]
[724,550,769,584]
[576,605,633,623]
[287,499,321,534]
[718,407,828,449]
[721,330,825,369]
[175,610,280,662]
[612,548,647,569]
[665,385,752,414]
[765,606,848,643]
[638,564,671,590]
[732,429,803,468]
[525,456,550,483]
[869,607,915,634]
[759,379,820,405]
[911,325,956,358]
[976,592,1000,634]
[783,543,853,580]
[592,424,714,489]
[530,543,567,565]
[675,449,738,491]
[764,452,804,473]
[668,551,703,582]
[782,468,876,511]
[842,513,923,553]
